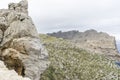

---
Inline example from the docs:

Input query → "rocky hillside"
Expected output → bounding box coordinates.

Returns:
[48,29,118,56]
[0,0,49,80]
[39,34,120,80]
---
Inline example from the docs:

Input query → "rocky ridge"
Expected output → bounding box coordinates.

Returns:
[0,0,49,80]
[48,29,118,56]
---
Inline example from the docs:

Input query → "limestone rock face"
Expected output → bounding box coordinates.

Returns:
[0,60,31,80]
[0,0,49,80]
[48,29,118,56]
[8,0,28,14]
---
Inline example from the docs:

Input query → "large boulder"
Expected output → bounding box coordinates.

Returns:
[0,60,31,80]
[0,0,49,80]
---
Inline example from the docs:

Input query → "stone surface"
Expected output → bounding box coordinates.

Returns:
[0,60,31,80]
[0,0,49,80]
[48,29,118,56]
[8,0,28,14]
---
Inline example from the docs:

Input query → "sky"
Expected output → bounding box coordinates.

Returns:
[0,0,120,40]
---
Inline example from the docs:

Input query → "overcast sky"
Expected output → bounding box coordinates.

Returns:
[0,0,120,40]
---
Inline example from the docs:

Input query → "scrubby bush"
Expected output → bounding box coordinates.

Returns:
[40,34,120,80]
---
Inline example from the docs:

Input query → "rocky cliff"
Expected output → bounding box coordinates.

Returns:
[48,29,118,56]
[0,0,49,80]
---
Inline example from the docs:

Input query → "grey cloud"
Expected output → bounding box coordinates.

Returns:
[0,0,120,39]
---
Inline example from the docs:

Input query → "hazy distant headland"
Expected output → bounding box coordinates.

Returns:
[47,29,119,55]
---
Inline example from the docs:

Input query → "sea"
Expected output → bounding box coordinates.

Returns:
[116,40,120,53]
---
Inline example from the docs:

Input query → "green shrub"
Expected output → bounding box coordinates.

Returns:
[40,34,120,80]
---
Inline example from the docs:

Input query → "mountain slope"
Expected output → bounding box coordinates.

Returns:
[47,30,118,56]
[39,34,120,80]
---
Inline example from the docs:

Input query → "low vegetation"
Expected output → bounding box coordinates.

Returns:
[40,34,120,80]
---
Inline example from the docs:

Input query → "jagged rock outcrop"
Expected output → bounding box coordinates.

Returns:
[48,29,118,56]
[0,0,49,80]
[0,60,30,80]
